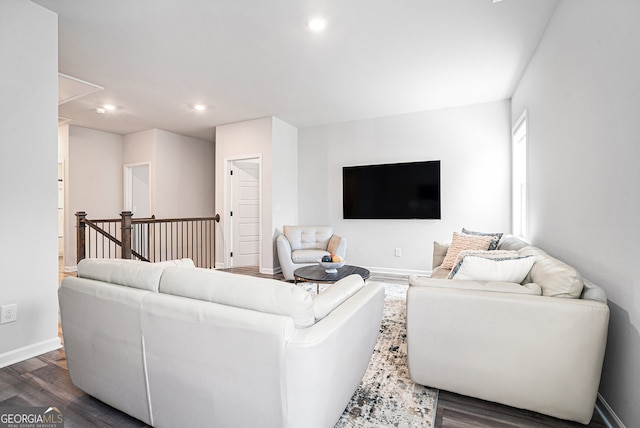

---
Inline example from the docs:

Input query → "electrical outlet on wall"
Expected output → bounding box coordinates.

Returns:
[394,248,402,257]
[1,303,18,324]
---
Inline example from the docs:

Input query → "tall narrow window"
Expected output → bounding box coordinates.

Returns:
[512,111,527,239]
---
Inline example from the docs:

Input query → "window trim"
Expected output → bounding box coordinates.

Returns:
[512,110,528,240]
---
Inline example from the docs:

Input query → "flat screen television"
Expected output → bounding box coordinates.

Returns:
[343,160,441,220]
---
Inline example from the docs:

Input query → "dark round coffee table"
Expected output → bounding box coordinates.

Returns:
[294,264,371,293]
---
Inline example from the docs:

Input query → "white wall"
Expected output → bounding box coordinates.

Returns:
[155,129,215,218]
[0,0,61,366]
[66,126,124,265]
[298,101,512,274]
[216,117,300,273]
[271,117,299,267]
[511,1,640,425]
[215,117,273,271]
[124,129,157,215]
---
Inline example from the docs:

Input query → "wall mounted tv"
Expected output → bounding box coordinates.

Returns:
[343,160,441,220]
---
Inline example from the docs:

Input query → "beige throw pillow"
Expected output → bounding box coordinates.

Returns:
[440,232,493,270]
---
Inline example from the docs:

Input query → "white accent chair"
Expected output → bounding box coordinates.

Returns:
[276,225,347,280]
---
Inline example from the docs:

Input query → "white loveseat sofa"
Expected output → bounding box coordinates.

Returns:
[276,225,347,280]
[406,235,609,424]
[59,258,384,428]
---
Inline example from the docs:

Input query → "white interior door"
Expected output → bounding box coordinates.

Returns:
[231,161,260,267]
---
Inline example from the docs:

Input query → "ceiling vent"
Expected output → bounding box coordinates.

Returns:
[58,73,103,105]
[58,116,72,125]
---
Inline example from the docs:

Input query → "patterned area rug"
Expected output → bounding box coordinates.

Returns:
[304,282,438,427]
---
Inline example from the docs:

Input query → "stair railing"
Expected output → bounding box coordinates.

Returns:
[76,211,220,268]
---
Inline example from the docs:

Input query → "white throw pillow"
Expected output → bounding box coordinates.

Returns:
[450,255,535,283]
[449,250,520,276]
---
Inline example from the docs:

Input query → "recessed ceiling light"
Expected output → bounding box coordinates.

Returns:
[95,107,106,114]
[307,17,327,32]
[194,104,206,111]
[103,104,116,111]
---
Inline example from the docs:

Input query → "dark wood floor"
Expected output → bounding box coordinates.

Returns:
[435,391,607,428]
[0,349,149,427]
[0,262,608,427]
[0,347,607,428]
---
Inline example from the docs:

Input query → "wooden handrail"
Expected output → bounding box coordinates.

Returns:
[84,218,122,246]
[132,216,217,224]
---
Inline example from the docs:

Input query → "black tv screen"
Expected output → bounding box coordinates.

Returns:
[343,160,441,220]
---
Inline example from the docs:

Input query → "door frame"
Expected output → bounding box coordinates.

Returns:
[224,154,263,270]
[123,162,152,217]
[57,161,65,258]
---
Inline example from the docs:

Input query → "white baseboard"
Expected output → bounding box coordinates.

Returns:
[261,266,282,275]
[0,337,62,369]
[596,393,626,428]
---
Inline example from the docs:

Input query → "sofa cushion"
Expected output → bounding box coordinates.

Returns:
[449,255,535,283]
[517,246,584,298]
[153,258,196,268]
[284,225,333,251]
[462,228,503,250]
[312,274,364,321]
[409,275,541,296]
[440,232,493,270]
[159,267,316,328]
[430,266,450,279]
[497,235,529,252]
[291,249,329,264]
[432,241,450,269]
[582,279,607,303]
[77,258,165,292]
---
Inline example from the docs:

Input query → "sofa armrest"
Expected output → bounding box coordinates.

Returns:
[276,234,296,280]
[286,282,385,428]
[312,274,364,321]
[406,285,609,424]
[327,234,347,258]
[276,233,292,257]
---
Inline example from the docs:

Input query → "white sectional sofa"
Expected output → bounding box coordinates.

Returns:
[406,235,610,424]
[59,258,385,428]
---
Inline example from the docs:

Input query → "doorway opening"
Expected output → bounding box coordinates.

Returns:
[124,163,151,218]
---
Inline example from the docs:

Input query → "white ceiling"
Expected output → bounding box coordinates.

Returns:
[34,0,558,142]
